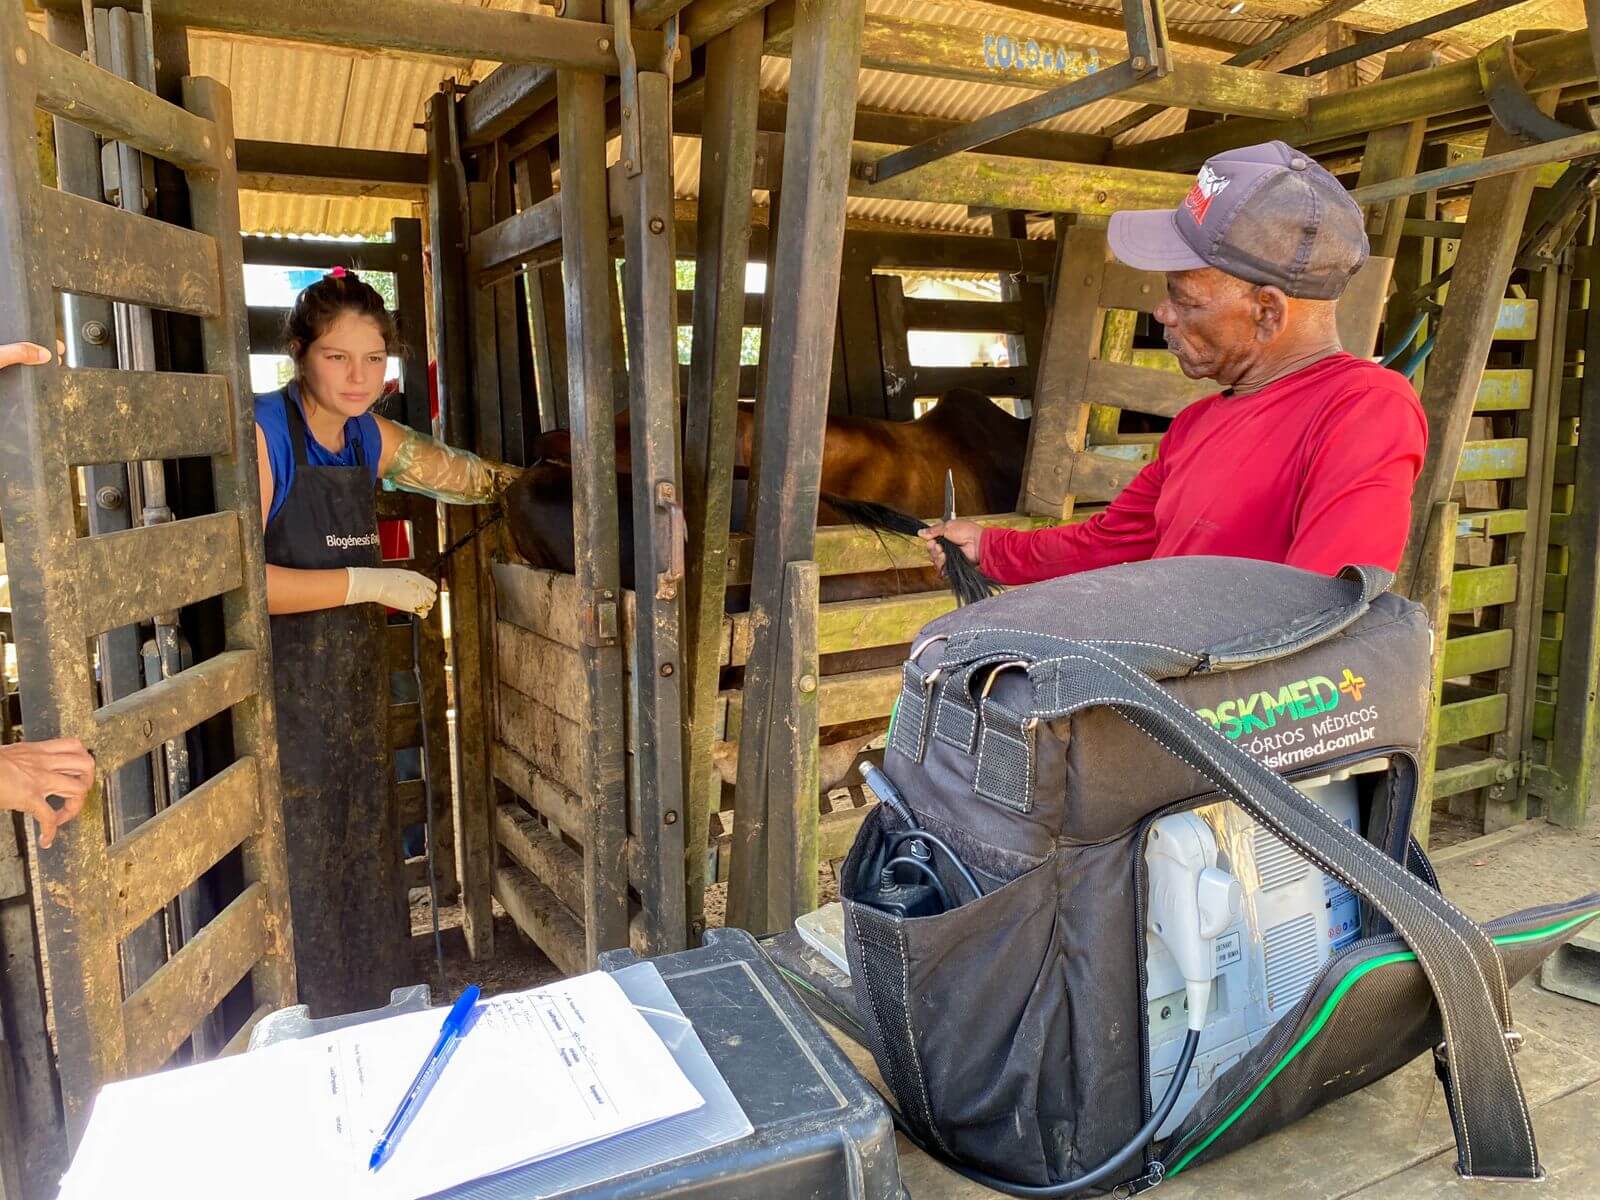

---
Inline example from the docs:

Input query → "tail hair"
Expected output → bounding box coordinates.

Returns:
[821,494,1000,607]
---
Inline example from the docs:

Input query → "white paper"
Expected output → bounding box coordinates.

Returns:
[58,970,705,1200]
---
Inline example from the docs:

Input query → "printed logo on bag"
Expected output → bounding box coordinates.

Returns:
[1195,667,1379,770]
[326,532,381,549]
[1183,165,1230,224]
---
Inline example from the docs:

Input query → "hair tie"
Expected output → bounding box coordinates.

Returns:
[328,265,347,279]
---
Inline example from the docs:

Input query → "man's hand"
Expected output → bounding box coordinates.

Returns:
[0,341,54,370]
[0,738,95,848]
[919,519,984,576]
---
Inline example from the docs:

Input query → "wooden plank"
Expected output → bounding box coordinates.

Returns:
[556,7,632,962]
[1085,358,1214,420]
[42,188,221,318]
[1099,262,1164,314]
[1475,369,1533,412]
[469,193,561,280]
[91,649,257,775]
[727,0,866,936]
[120,884,268,1078]
[494,741,587,849]
[875,274,915,420]
[106,758,258,941]
[495,563,638,650]
[497,622,591,725]
[76,513,241,636]
[1436,693,1509,746]
[726,664,901,731]
[497,687,590,798]
[29,30,219,171]
[1458,508,1527,537]
[235,141,426,201]
[1496,297,1539,340]
[1449,564,1517,612]
[496,802,585,920]
[1067,450,1142,503]
[1441,629,1514,679]
[517,147,569,432]
[764,562,821,929]
[1432,757,1507,799]
[900,297,1026,333]
[681,11,765,944]
[52,367,233,465]
[388,704,422,750]
[1546,572,1567,610]
[1413,501,1459,846]
[911,365,1034,397]
[494,861,586,977]
[1020,226,1108,517]
[1456,438,1528,482]
[850,140,1189,216]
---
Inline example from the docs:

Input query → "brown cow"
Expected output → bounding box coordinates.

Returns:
[503,390,1029,795]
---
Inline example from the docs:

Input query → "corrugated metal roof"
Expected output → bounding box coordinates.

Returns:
[138,0,1584,237]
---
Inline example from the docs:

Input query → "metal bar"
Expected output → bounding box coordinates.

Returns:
[180,74,300,1026]
[390,217,431,434]
[119,883,268,1078]
[1349,129,1600,208]
[727,0,865,935]
[235,139,426,198]
[1285,0,1532,78]
[38,0,666,75]
[514,147,569,432]
[852,141,1191,214]
[619,68,689,955]
[43,188,221,317]
[1399,116,1555,594]
[29,30,218,170]
[680,12,761,941]
[240,234,402,271]
[863,57,1152,184]
[0,0,126,1128]
[53,368,232,464]
[106,758,259,941]
[1115,29,1595,171]
[426,91,495,961]
[557,0,632,962]
[75,514,242,637]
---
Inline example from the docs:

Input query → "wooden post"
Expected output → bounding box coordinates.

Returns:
[1486,263,1565,829]
[1411,501,1460,848]
[618,67,688,956]
[836,238,886,417]
[874,273,914,420]
[727,0,865,935]
[681,13,761,941]
[1354,48,1437,264]
[557,0,631,960]
[765,561,820,928]
[1397,113,1557,594]
[514,146,569,432]
[427,90,495,960]
[1018,227,1108,518]
[1547,241,1600,827]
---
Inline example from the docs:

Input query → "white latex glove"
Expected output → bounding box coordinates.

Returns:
[344,567,438,616]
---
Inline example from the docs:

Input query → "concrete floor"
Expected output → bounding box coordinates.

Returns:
[837,817,1600,1199]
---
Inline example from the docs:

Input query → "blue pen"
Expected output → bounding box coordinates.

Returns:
[369,984,481,1172]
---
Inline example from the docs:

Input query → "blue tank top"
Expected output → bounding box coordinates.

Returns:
[254,383,383,524]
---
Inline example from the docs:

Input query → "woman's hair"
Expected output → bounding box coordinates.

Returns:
[284,268,400,376]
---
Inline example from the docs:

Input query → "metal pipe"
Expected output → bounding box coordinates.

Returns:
[1284,0,1534,77]
[1348,128,1600,206]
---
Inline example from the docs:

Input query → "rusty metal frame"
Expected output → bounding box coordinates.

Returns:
[0,3,295,1136]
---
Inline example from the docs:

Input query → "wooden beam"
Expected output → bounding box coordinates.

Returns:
[234,139,425,199]
[468,193,561,280]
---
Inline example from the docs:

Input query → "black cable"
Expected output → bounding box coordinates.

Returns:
[892,1029,1202,1198]
[882,856,956,912]
[886,828,986,903]
[861,762,920,829]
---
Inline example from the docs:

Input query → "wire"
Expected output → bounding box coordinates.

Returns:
[893,1029,1202,1198]
[883,856,957,912]
[886,828,987,903]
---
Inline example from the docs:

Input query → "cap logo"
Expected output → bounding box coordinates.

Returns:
[1183,164,1230,224]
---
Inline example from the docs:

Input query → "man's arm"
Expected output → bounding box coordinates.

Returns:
[1287,386,1428,575]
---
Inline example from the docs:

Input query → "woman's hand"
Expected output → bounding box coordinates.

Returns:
[0,738,95,848]
[344,567,439,617]
[918,519,984,576]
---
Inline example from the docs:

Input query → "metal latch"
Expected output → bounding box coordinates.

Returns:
[655,479,685,601]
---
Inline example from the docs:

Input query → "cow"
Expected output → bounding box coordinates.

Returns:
[502,389,1031,798]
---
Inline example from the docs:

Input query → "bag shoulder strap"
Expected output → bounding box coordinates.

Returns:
[1020,641,1538,1181]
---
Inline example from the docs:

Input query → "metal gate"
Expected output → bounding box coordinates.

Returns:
[0,2,295,1136]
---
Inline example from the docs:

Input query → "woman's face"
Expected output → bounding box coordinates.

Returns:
[299,310,388,418]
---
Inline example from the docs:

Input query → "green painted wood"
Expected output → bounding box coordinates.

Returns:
[1535,699,1555,741]
[1441,628,1514,679]
[1449,564,1517,611]
[1546,571,1567,610]
[1457,508,1527,537]
[1539,637,1561,677]
[1457,438,1527,482]
[1431,756,1506,798]
[1554,444,1575,486]
[1495,297,1538,339]
[1436,693,1508,745]
[1473,368,1533,412]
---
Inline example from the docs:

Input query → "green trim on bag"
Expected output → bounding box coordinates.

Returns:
[886,695,900,747]
[1166,909,1600,1178]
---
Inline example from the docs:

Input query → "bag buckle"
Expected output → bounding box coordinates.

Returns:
[979,660,1037,729]
[1434,1028,1523,1064]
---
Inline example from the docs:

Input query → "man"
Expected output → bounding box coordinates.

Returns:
[922,141,1427,584]
[0,340,96,847]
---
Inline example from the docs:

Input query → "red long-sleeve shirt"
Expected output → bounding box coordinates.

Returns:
[981,353,1427,585]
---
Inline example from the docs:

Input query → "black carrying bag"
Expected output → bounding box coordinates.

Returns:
[838,556,1600,1193]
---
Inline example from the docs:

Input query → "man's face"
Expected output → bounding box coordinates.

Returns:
[1152,268,1264,386]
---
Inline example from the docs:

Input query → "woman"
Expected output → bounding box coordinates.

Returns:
[255,269,514,1016]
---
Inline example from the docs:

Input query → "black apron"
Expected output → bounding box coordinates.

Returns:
[265,393,406,1017]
